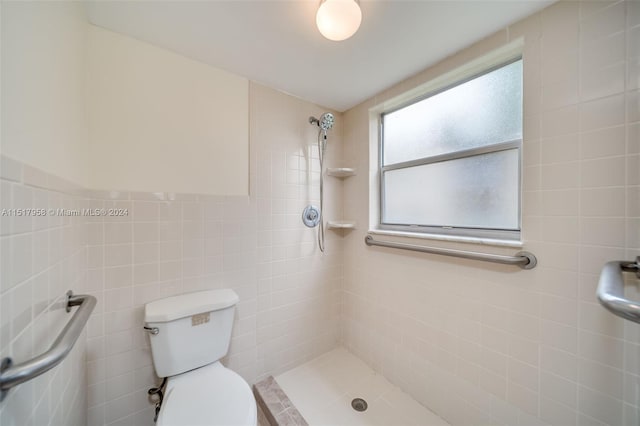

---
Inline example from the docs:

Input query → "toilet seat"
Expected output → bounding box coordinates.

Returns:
[157,361,257,426]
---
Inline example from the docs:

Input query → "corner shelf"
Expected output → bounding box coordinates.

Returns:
[326,168,356,178]
[325,167,356,232]
[327,221,356,230]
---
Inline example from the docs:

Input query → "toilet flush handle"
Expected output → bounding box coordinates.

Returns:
[143,326,159,335]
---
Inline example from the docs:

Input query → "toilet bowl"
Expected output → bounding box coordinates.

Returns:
[157,362,256,426]
[144,289,256,426]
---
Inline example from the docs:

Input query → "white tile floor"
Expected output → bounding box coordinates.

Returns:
[275,348,449,426]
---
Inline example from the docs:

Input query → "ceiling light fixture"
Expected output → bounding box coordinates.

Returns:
[315,0,362,41]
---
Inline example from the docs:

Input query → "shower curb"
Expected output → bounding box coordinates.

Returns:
[253,376,308,426]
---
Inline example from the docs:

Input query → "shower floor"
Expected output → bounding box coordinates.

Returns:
[274,348,449,425]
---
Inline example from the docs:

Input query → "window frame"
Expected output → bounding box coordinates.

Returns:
[378,57,523,242]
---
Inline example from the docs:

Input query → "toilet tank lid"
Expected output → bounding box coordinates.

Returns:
[145,289,239,323]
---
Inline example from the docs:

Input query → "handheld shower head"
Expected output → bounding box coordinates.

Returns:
[303,112,336,253]
[306,112,335,253]
[319,112,334,131]
[309,112,335,131]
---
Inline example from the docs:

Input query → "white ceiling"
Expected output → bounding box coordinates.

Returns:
[86,0,553,112]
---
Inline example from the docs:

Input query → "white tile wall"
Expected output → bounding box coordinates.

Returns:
[2,82,344,426]
[0,156,88,426]
[342,1,640,425]
[84,84,342,426]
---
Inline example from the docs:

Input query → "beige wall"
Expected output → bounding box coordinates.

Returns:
[1,1,89,185]
[86,25,249,196]
[342,1,640,425]
[1,5,250,196]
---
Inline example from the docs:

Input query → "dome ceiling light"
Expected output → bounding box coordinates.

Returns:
[315,0,362,41]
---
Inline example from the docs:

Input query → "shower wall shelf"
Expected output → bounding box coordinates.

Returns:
[328,221,356,230]
[327,168,356,178]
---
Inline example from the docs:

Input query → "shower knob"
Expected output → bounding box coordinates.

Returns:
[302,205,321,228]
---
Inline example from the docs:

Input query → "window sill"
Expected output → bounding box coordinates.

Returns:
[368,228,523,248]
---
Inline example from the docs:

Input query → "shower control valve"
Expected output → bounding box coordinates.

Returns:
[302,205,321,228]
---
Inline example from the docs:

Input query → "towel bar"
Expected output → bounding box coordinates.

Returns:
[0,290,96,401]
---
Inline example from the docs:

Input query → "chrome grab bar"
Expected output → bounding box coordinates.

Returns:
[364,235,537,269]
[0,291,96,401]
[597,258,640,324]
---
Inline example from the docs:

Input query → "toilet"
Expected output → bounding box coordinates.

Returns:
[144,289,257,426]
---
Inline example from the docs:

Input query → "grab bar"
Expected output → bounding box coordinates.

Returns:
[597,258,640,324]
[0,290,96,401]
[364,235,537,269]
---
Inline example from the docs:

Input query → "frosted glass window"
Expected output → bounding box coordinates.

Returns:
[379,58,522,238]
[383,150,519,229]
[383,60,522,166]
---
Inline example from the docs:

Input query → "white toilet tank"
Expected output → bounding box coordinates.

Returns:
[144,289,239,378]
